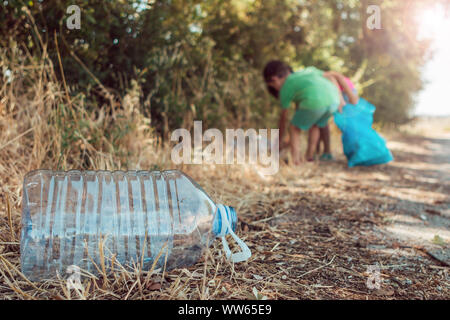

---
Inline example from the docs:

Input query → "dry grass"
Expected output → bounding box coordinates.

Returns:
[1,37,449,300]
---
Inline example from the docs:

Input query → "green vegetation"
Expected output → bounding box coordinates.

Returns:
[1,0,448,135]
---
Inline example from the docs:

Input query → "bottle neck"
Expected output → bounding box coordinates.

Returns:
[212,204,252,263]
[213,205,237,237]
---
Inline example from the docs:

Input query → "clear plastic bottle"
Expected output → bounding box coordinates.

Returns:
[21,170,250,281]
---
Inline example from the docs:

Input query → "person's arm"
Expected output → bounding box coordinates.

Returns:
[323,72,346,112]
[324,71,359,105]
[278,109,289,149]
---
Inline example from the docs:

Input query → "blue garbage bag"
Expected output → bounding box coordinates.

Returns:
[333,98,393,168]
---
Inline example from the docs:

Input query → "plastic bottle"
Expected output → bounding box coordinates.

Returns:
[21,170,251,281]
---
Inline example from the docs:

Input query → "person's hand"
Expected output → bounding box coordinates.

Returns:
[349,93,359,105]
[338,94,346,113]
[338,101,345,113]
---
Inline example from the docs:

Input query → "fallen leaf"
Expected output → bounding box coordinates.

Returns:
[146,282,162,291]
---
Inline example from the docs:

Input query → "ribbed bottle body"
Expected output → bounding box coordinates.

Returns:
[21,170,216,280]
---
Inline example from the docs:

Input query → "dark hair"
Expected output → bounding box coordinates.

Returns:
[263,60,293,83]
[263,60,293,98]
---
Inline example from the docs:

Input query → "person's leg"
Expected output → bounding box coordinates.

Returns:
[316,131,324,155]
[289,125,302,165]
[316,104,338,161]
[320,125,331,154]
[306,125,320,161]
[291,108,322,163]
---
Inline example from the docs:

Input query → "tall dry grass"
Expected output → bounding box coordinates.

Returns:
[0,33,191,299]
[0,31,277,300]
[0,34,168,193]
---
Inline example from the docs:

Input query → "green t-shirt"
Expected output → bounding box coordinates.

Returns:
[279,67,340,110]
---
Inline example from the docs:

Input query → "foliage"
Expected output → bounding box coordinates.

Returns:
[2,0,449,133]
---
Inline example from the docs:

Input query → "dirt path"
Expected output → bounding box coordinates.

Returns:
[231,119,450,299]
[383,127,450,265]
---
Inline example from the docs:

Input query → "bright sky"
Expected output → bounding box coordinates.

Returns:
[415,4,450,116]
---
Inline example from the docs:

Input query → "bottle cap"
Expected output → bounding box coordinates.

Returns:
[213,204,251,263]
[212,205,237,236]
